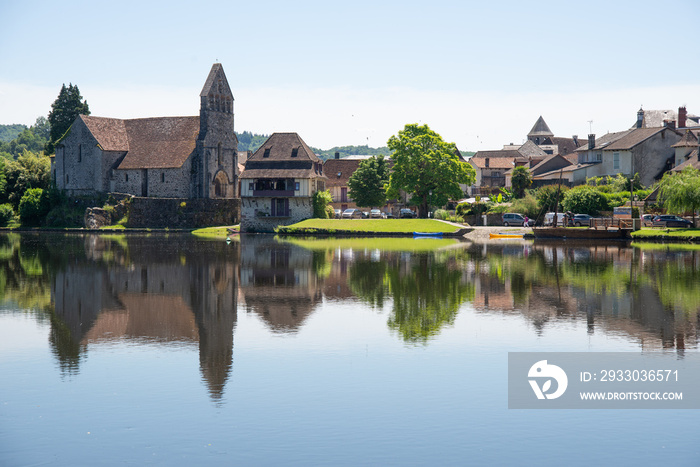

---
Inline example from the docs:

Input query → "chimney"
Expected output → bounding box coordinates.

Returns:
[335,151,340,159]
[572,135,579,146]
[679,106,687,128]
[588,134,595,150]
[637,107,644,128]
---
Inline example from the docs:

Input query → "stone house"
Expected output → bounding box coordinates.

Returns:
[575,126,682,187]
[53,64,238,200]
[323,154,364,213]
[239,133,326,232]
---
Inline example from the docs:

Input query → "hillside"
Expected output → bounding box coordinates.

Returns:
[0,124,27,142]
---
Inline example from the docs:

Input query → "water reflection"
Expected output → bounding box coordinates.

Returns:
[239,234,323,332]
[0,233,239,400]
[465,240,700,352]
[1,233,699,401]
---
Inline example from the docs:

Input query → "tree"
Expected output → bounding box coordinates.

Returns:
[511,165,532,198]
[535,184,569,213]
[659,167,700,225]
[46,84,90,154]
[347,155,389,208]
[387,123,475,218]
[561,185,610,215]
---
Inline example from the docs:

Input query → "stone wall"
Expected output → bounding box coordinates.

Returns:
[241,197,313,232]
[126,197,240,228]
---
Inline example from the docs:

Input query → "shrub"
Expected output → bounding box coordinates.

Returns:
[324,204,335,219]
[0,203,14,226]
[433,209,449,220]
[486,204,509,214]
[312,190,333,218]
[535,185,570,213]
[561,185,610,215]
[509,193,540,219]
[19,188,50,226]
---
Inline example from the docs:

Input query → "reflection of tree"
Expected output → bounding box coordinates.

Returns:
[349,252,474,343]
[348,257,388,309]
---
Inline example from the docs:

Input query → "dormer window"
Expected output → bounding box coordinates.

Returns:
[291,148,298,158]
[263,148,270,158]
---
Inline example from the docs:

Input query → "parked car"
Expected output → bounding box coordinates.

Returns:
[502,213,526,227]
[571,214,592,227]
[652,215,693,228]
[342,208,363,219]
[642,214,654,227]
[399,208,416,218]
[370,209,384,218]
[544,212,566,226]
[334,209,342,219]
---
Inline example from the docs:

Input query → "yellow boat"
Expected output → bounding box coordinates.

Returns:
[489,232,524,239]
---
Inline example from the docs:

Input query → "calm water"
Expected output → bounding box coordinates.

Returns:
[1,233,699,466]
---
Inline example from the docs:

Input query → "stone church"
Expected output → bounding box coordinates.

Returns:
[53,64,238,199]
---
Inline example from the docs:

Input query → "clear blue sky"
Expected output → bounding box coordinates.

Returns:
[2,0,699,151]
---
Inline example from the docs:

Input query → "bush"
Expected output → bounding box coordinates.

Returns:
[433,209,449,220]
[0,203,14,226]
[509,193,540,219]
[312,190,333,218]
[535,185,570,213]
[486,204,510,214]
[561,185,610,215]
[324,204,335,219]
[19,188,50,226]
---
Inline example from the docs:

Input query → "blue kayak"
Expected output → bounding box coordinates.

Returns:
[413,232,443,237]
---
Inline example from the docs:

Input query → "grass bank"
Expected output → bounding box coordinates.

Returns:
[631,228,700,242]
[277,219,465,235]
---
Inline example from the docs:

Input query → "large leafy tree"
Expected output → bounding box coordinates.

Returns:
[46,84,90,154]
[659,167,700,225]
[511,165,532,198]
[347,155,390,208]
[387,123,475,217]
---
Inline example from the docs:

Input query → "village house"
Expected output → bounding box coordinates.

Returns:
[323,154,367,213]
[239,132,327,232]
[53,64,238,200]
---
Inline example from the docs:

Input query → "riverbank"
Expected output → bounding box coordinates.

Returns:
[630,228,700,243]
[275,219,471,237]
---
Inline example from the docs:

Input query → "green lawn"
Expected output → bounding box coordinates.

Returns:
[631,228,700,239]
[277,218,462,234]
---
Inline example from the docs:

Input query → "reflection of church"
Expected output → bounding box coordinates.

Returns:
[50,235,239,400]
[238,236,323,332]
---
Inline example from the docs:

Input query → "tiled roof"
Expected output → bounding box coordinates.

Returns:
[200,63,232,98]
[575,130,632,152]
[117,117,199,169]
[473,149,528,160]
[671,150,700,172]
[604,128,675,151]
[551,137,582,155]
[81,116,128,151]
[323,159,362,187]
[671,130,699,148]
[81,115,200,169]
[470,157,516,169]
[518,140,547,158]
[528,116,553,137]
[240,133,325,180]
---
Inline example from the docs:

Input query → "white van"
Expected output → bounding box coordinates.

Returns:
[544,212,565,226]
